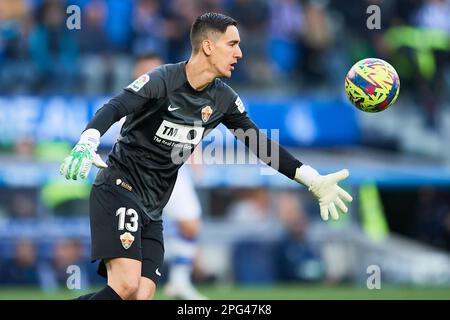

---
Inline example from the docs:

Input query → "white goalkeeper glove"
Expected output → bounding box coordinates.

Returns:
[295,165,353,221]
[59,128,108,180]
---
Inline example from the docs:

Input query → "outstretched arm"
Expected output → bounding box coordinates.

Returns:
[85,90,149,136]
[222,111,301,180]
[223,111,352,221]
[60,69,166,180]
[59,91,148,180]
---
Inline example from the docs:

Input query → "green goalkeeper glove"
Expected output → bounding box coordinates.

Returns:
[295,165,353,221]
[59,129,108,180]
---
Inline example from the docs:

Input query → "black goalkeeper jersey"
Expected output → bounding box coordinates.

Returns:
[86,61,301,220]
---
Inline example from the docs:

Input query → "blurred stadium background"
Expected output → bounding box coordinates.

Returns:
[0,0,450,300]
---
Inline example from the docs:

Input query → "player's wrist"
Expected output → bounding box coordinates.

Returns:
[294,165,320,187]
[79,128,101,150]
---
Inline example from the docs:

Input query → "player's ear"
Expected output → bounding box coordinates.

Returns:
[202,39,213,56]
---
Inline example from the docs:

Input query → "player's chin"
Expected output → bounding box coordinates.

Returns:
[221,70,232,78]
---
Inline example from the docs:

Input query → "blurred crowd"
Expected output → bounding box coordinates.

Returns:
[1,185,449,288]
[0,189,331,288]
[0,237,104,289]
[1,0,450,125]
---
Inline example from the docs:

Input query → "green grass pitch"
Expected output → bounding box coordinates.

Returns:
[0,284,449,300]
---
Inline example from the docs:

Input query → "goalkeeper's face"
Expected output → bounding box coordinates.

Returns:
[209,25,242,78]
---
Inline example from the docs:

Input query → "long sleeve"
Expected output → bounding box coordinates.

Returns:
[222,111,302,180]
[85,90,149,135]
[85,66,167,136]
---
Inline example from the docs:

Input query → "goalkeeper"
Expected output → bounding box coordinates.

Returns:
[60,12,352,300]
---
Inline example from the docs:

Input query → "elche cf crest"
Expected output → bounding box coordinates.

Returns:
[120,232,135,249]
[201,105,213,122]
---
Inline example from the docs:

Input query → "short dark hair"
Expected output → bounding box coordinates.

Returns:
[190,12,237,52]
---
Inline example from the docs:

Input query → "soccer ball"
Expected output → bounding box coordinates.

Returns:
[345,58,400,112]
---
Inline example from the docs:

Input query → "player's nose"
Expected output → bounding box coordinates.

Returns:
[235,46,243,59]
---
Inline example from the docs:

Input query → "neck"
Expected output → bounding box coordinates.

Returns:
[185,54,217,91]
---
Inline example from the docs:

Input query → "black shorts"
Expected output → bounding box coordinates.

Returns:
[90,182,164,285]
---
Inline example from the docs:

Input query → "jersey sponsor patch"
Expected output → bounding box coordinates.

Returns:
[127,74,150,92]
[155,120,205,145]
[235,96,245,113]
[116,178,132,191]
